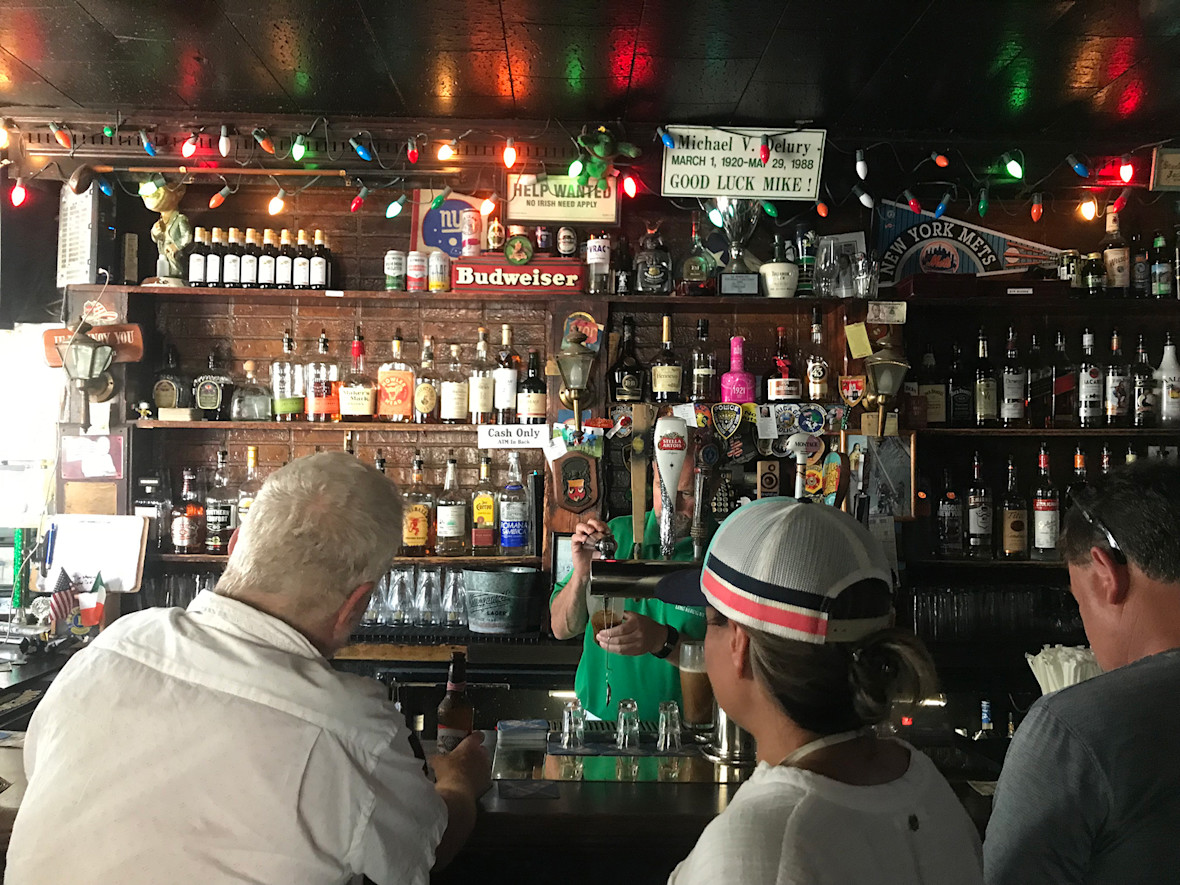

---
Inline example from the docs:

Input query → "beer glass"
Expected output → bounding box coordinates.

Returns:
[386,566,415,626]
[441,569,466,628]
[615,698,639,750]
[587,593,624,636]
[414,566,443,626]
[657,700,682,752]
[679,640,714,742]
[561,698,586,750]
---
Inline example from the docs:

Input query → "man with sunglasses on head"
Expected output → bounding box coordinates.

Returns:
[985,460,1180,885]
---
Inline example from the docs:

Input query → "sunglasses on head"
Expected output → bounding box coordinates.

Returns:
[1067,487,1128,565]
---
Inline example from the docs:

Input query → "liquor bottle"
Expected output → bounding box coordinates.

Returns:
[680,210,717,295]
[1104,329,1129,427]
[1100,443,1114,476]
[187,226,207,286]
[493,323,521,424]
[1077,329,1104,428]
[610,234,632,296]
[236,445,262,524]
[413,336,441,424]
[634,224,673,294]
[435,452,469,556]
[1027,332,1052,428]
[974,700,995,741]
[1126,443,1138,464]
[1051,331,1078,427]
[1130,232,1150,298]
[766,325,800,403]
[271,329,304,422]
[470,454,499,556]
[229,359,273,420]
[650,314,684,403]
[339,327,378,422]
[310,229,332,289]
[499,451,530,555]
[1067,445,1089,503]
[1101,206,1130,298]
[936,467,964,558]
[1031,443,1060,561]
[222,227,242,287]
[720,336,756,404]
[999,327,1027,427]
[609,316,646,403]
[1151,231,1174,298]
[170,468,206,554]
[258,229,278,289]
[916,344,948,426]
[436,650,474,754]
[1160,332,1180,427]
[151,339,192,410]
[468,327,496,425]
[377,329,414,423]
[688,319,718,403]
[400,450,436,556]
[974,329,998,427]
[133,474,171,552]
[999,456,1028,560]
[440,344,470,425]
[305,328,341,423]
[292,229,312,289]
[194,348,234,421]
[374,450,386,474]
[275,229,295,289]
[239,228,259,288]
[795,224,817,293]
[759,234,799,299]
[516,349,547,424]
[805,307,830,401]
[204,450,238,555]
[1132,334,1156,427]
[206,227,224,287]
[966,451,993,560]
[948,342,974,427]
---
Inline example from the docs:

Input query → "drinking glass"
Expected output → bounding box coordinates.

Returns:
[657,700,682,752]
[815,237,840,297]
[852,252,880,299]
[561,698,586,750]
[441,569,467,629]
[415,566,443,626]
[615,697,640,750]
[586,593,624,637]
[385,566,415,626]
[678,640,714,742]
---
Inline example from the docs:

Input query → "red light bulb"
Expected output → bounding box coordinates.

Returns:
[815,199,828,218]
[406,137,418,164]
[209,185,232,209]
[622,175,637,198]
[1113,187,1130,214]
[932,151,949,168]
[1119,156,1134,183]
[759,135,770,165]
[503,138,517,169]
[10,178,27,207]
[1031,193,1043,222]
[350,186,370,213]
[49,123,71,150]
[905,189,922,214]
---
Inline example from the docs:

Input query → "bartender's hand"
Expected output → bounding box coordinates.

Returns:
[596,612,669,657]
[570,518,613,579]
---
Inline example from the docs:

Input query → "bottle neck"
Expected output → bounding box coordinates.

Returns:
[506,455,523,485]
[443,463,458,489]
[1007,466,1018,492]
[352,340,365,373]
[729,337,745,372]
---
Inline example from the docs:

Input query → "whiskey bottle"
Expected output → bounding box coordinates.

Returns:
[152,340,192,410]
[516,349,547,424]
[229,359,273,421]
[499,451,530,555]
[271,329,304,422]
[1101,207,1130,297]
[948,343,973,427]
[258,229,278,289]
[305,329,341,423]
[766,325,799,403]
[193,348,234,421]
[292,229,312,289]
[310,229,332,289]
[170,468,206,554]
[339,327,377,422]
[413,336,441,424]
[470,454,499,556]
[493,323,521,424]
[1051,331,1078,427]
[966,451,993,560]
[222,227,242,287]
[916,344,948,426]
[1027,332,1053,428]
[275,229,295,289]
[974,329,998,427]
[936,468,963,558]
[609,316,645,403]
[1031,443,1060,561]
[1151,231,1174,297]
[187,226,207,286]
[1132,334,1156,427]
[720,335,756,404]
[1159,332,1180,427]
[401,450,435,557]
[236,445,262,524]
[435,452,469,556]
[688,319,718,403]
[999,456,1028,560]
[440,344,470,425]
[1076,329,1104,429]
[805,307,830,401]
[468,327,496,425]
[206,227,224,287]
[133,474,171,552]
[377,329,415,423]
[650,314,684,403]
[204,450,238,555]
[999,327,1027,427]
[436,651,474,754]
[679,210,717,295]
[1104,329,1129,427]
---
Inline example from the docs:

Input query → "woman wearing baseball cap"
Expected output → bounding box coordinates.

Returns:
[666,498,983,885]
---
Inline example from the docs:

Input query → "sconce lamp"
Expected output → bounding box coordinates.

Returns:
[56,321,115,427]
[555,331,597,440]
[863,326,909,438]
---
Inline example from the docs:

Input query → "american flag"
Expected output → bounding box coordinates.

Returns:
[48,570,76,624]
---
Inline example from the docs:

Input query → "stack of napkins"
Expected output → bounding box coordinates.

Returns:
[1026,645,1103,694]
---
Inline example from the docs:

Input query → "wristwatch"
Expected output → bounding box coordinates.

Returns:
[651,624,679,659]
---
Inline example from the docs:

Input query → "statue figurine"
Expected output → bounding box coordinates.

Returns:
[141,182,192,285]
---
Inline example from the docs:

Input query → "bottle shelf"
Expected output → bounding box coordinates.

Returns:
[905,294,1180,312]
[906,557,1064,569]
[915,426,1180,437]
[147,553,541,567]
[134,419,483,431]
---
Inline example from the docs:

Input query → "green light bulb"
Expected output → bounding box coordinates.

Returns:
[1002,152,1022,178]
[761,200,778,218]
[291,134,307,162]
[568,156,584,177]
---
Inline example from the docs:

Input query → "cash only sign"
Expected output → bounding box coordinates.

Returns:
[659,125,825,200]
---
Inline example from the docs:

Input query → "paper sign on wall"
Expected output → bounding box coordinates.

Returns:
[505,174,620,225]
[477,425,549,449]
[660,125,825,200]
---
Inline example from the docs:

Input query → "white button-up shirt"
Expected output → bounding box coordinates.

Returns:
[6,591,446,885]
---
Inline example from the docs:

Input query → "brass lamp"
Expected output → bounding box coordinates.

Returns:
[863,326,909,438]
[56,321,115,427]
[555,331,597,440]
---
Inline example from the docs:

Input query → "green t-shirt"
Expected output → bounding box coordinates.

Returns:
[551,511,705,722]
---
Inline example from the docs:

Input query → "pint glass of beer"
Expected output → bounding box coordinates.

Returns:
[588,593,625,636]
[679,640,714,742]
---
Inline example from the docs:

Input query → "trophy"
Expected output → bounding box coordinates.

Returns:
[705,197,762,296]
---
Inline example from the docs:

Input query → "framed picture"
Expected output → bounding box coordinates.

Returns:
[845,432,917,521]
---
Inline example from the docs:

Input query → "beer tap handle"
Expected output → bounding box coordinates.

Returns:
[691,465,709,561]
[654,416,689,560]
[630,404,655,559]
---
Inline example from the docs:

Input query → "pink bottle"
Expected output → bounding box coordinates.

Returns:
[720,336,756,404]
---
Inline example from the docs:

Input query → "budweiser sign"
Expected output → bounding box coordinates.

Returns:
[451,256,585,292]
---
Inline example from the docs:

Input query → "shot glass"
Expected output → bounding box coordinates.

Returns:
[657,700,682,753]
[561,698,586,750]
[616,697,640,751]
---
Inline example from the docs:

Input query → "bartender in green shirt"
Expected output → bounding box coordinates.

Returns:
[549,449,705,721]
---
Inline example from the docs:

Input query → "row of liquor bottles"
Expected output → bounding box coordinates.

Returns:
[912,327,1180,429]
[185,227,334,290]
[1071,208,1174,299]
[151,324,547,425]
[607,312,831,405]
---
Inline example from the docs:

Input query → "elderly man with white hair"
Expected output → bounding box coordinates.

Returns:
[6,452,490,885]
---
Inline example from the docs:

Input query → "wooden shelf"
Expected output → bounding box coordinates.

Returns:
[915,426,1180,437]
[147,553,541,567]
[134,419,481,431]
[906,557,1064,569]
[904,295,1180,312]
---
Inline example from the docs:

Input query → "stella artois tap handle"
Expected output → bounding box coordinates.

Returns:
[629,404,655,560]
[654,416,689,560]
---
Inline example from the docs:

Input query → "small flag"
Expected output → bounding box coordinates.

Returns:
[49,589,76,624]
[77,573,107,628]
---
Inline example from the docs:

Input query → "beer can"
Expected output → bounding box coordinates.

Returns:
[556,226,578,257]
[428,250,451,291]
[487,217,505,251]
[406,251,428,291]
[534,226,553,253]
[460,209,482,257]
[384,250,407,291]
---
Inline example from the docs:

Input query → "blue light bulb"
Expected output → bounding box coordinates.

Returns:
[657,126,674,149]
[349,137,372,161]
[1067,154,1090,178]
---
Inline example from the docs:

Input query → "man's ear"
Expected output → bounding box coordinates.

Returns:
[731,623,752,680]
[334,581,376,638]
[1090,546,1129,606]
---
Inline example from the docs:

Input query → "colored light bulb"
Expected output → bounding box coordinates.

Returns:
[905,189,922,214]
[657,126,674,149]
[1067,153,1089,178]
[622,175,637,198]
[760,200,777,217]
[1002,152,1022,178]
[218,125,231,157]
[138,175,162,197]
[568,156,584,177]
[385,195,407,218]
[406,137,418,164]
[855,149,868,180]
[430,186,452,210]
[181,133,199,159]
[931,151,949,168]
[437,140,456,161]
[350,137,372,161]
[815,199,828,218]
[1031,193,1043,222]
[102,123,116,139]
[350,185,370,213]
[1079,196,1098,220]
[253,128,275,155]
[208,185,232,209]
[707,207,723,227]
[480,192,498,215]
[268,188,286,215]
[97,176,113,197]
[759,135,770,166]
[934,191,951,219]
[0,124,8,150]
[1119,155,1134,183]
[978,186,989,217]
[291,133,307,162]
[1113,187,1130,213]
[853,185,873,209]
[50,122,71,150]
[10,178,26,207]
[503,138,517,169]
[139,129,156,157]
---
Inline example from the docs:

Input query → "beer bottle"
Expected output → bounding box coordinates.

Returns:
[436,651,474,754]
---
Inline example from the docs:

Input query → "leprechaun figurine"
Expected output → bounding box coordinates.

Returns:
[141,181,192,285]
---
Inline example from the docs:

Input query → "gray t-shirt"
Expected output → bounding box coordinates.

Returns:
[984,648,1180,885]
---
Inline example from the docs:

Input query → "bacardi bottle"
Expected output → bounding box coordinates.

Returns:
[1077,329,1104,429]
[1159,332,1180,427]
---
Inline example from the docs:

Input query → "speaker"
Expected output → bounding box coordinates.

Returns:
[756,460,780,498]
[0,170,60,329]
